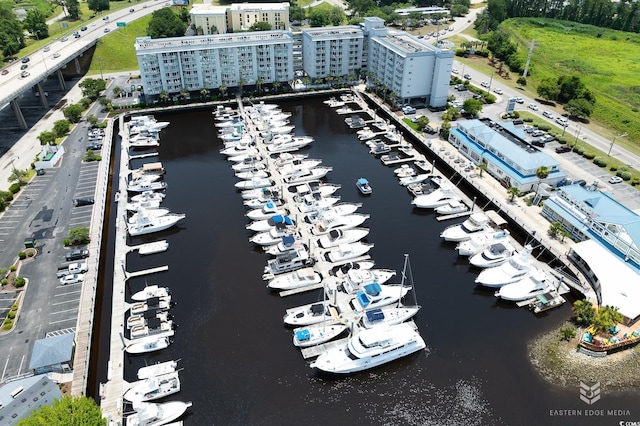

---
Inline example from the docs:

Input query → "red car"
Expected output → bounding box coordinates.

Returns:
[1,70,8,75]
[555,146,571,154]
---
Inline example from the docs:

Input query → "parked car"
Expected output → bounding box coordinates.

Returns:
[542,110,554,119]
[20,71,30,78]
[20,64,28,70]
[60,273,85,285]
[43,46,50,52]
[87,143,102,151]
[555,145,571,154]
[1,70,8,75]
[609,176,623,184]
[81,26,87,31]
[129,8,135,11]
[65,249,89,261]
[451,68,459,74]
[528,103,538,111]
[573,179,587,186]
[73,197,95,206]
[512,119,524,125]
[463,74,472,80]
[53,53,61,58]
[60,36,68,42]
[104,28,110,33]
[531,140,546,148]
[531,130,546,137]
[456,84,467,91]
[402,105,416,114]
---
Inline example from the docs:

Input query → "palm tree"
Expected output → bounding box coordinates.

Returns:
[535,165,550,196]
[477,162,488,177]
[256,77,265,95]
[572,300,595,327]
[592,305,623,335]
[559,229,571,243]
[158,90,169,104]
[507,186,521,202]
[8,168,28,185]
[112,86,124,98]
[238,78,245,97]
[273,81,282,93]
[180,88,189,100]
[219,84,227,99]
[200,88,210,100]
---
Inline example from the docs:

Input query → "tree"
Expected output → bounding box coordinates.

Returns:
[24,9,49,40]
[309,9,330,27]
[158,90,169,104]
[17,395,106,425]
[536,77,559,102]
[507,186,521,202]
[147,8,187,39]
[38,131,57,145]
[250,21,272,31]
[290,6,306,22]
[238,78,245,96]
[273,81,281,93]
[256,77,264,95]
[462,98,483,116]
[179,87,189,100]
[8,169,28,185]
[440,120,451,139]
[477,162,488,177]
[486,28,517,62]
[547,221,563,238]
[53,119,70,137]
[592,305,623,335]
[79,78,107,100]
[564,98,594,118]
[86,115,98,127]
[67,227,91,245]
[416,116,430,130]
[516,76,527,86]
[63,104,83,123]
[535,165,550,181]
[112,86,124,98]
[328,6,346,26]
[66,0,80,19]
[200,88,210,100]
[0,6,25,58]
[87,0,109,13]
[218,84,227,99]
[572,300,596,327]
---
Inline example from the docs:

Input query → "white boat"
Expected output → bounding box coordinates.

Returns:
[325,98,345,108]
[317,227,370,249]
[125,400,191,426]
[227,153,263,164]
[262,125,294,136]
[215,118,243,128]
[241,187,280,200]
[456,229,511,256]
[399,173,430,186]
[411,187,460,209]
[129,137,160,148]
[288,181,341,198]
[295,194,340,214]
[234,178,274,190]
[131,162,165,179]
[235,168,269,180]
[360,305,421,329]
[435,199,468,215]
[132,284,171,301]
[326,242,374,263]
[357,128,378,141]
[283,302,339,326]
[293,322,348,348]
[414,159,432,172]
[129,174,162,185]
[263,246,313,278]
[131,191,166,203]
[394,164,416,177]
[137,360,179,380]
[333,260,376,278]
[311,214,370,236]
[277,159,323,177]
[129,208,170,224]
[272,152,308,166]
[125,336,171,354]
[124,371,181,403]
[267,267,322,291]
[306,203,362,222]
[246,214,295,233]
[469,241,516,268]
[219,132,245,142]
[220,144,257,157]
[265,236,304,256]
[251,228,295,246]
[385,131,403,143]
[267,136,314,153]
[440,212,490,242]
[475,247,533,287]
[231,157,266,172]
[128,211,186,236]
[356,178,372,195]
[129,316,174,339]
[341,268,397,294]
[126,200,162,212]
[283,167,333,184]
[244,196,284,210]
[245,203,288,221]
[350,282,410,312]
[128,181,168,193]
[368,141,391,155]
[130,296,172,315]
[310,323,425,374]
[494,268,557,302]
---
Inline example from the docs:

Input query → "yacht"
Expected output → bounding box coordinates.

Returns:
[412,186,460,209]
[235,168,269,181]
[265,236,305,256]
[266,136,314,153]
[341,268,397,294]
[293,322,348,348]
[246,202,288,221]
[263,247,313,278]
[277,159,323,177]
[356,178,372,195]
[287,181,341,198]
[227,152,263,164]
[125,336,171,354]
[360,305,421,329]
[244,196,284,210]
[295,194,340,214]
[326,242,374,263]
[311,213,370,236]
[138,240,169,255]
[129,316,175,340]
[414,159,432,173]
[350,282,410,312]
[129,296,172,315]
[283,166,333,185]
[399,173,430,186]
[456,229,511,256]
[123,371,181,403]
[283,302,340,327]
[246,214,295,233]
[128,208,170,224]
[384,130,403,143]
[126,199,162,212]
[440,212,491,242]
[130,191,166,204]
[357,127,377,141]
[332,261,376,278]
[241,187,280,201]
[231,157,266,173]
[494,268,557,302]
[129,136,160,148]
[368,141,391,155]
[127,181,168,193]
[137,360,179,380]
[305,203,362,222]
[475,247,533,287]
[267,267,322,291]
[219,132,246,143]
[469,241,516,268]
[317,227,370,249]
[131,284,171,302]
[221,144,257,157]
[128,211,186,236]
[435,200,468,215]
[250,225,296,246]
[394,164,416,177]
[234,177,274,190]
[310,323,425,374]
[125,400,192,426]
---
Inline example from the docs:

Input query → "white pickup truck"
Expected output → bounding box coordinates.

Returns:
[56,262,88,278]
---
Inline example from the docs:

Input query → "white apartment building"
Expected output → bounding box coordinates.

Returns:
[301,26,364,80]
[363,17,453,108]
[190,2,290,35]
[135,31,294,96]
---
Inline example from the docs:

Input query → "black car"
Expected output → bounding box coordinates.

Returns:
[73,197,94,207]
[555,145,572,154]
[531,140,546,148]
[21,57,30,63]
[65,249,89,261]
[81,26,87,31]
[20,64,28,70]
[87,143,102,151]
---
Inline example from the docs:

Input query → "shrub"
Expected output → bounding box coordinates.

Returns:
[538,124,552,131]
[3,319,11,326]
[67,227,90,245]
[631,178,640,186]
[27,251,34,257]
[583,152,596,160]
[7,312,15,319]
[18,252,26,260]
[560,326,576,341]
[0,191,12,202]
[618,166,630,172]
[523,117,533,122]
[0,268,7,276]
[610,165,618,172]
[511,111,520,118]
[593,157,608,167]
[1,278,7,286]
[14,277,25,288]
[63,238,71,247]
[9,265,16,272]
[572,146,585,155]
[11,304,17,311]
[618,171,633,181]
[3,323,12,330]
[556,137,567,144]
[9,183,21,194]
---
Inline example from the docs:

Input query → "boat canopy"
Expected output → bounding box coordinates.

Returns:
[363,282,382,296]
[310,303,325,314]
[356,292,370,308]
[295,329,311,341]
[365,308,385,323]
[282,235,295,246]
[357,178,369,185]
[147,317,162,329]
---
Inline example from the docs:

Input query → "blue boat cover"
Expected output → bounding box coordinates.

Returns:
[365,308,384,323]
[266,202,274,209]
[282,235,295,246]
[272,215,285,223]
[356,292,370,308]
[357,178,369,185]
[295,329,311,341]
[363,282,382,296]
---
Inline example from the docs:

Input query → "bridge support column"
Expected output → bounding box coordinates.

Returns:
[36,83,49,109]
[10,99,28,130]
[74,57,81,74]
[57,70,67,90]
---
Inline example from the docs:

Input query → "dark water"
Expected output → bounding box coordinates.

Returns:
[95,98,639,425]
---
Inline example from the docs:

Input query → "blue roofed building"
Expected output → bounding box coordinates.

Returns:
[448,119,566,191]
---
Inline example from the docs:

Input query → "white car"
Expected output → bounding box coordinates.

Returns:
[528,103,538,111]
[609,176,623,184]
[514,96,524,103]
[60,273,85,285]
[451,68,459,74]
[481,81,489,88]
[493,88,503,95]
[542,110,554,119]
[402,106,416,114]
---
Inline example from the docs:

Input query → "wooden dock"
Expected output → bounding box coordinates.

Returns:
[436,211,472,222]
[125,265,169,279]
[130,152,158,160]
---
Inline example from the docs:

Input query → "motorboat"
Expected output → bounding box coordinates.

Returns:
[131,284,171,302]
[356,178,372,195]
[137,360,179,380]
[130,191,166,204]
[241,187,280,201]
[332,261,376,278]
[245,202,288,221]
[295,194,340,214]
[220,144,257,157]
[385,130,403,143]
[127,181,168,193]
[130,162,165,179]
[266,136,314,153]
[399,173,430,186]
[326,242,374,263]
[469,241,516,268]
[250,225,295,246]
[244,196,284,210]
[357,127,378,141]
[310,323,425,374]
[293,322,348,348]
[325,98,345,108]
[277,159,323,177]
[311,214,370,235]
[341,268,397,294]
[435,200,468,215]
[475,247,533,287]
[219,132,246,143]
[305,203,363,223]
[263,246,313,278]
[125,400,192,426]
[360,305,421,329]
[126,200,162,212]
[494,268,557,302]
[127,310,172,329]
[128,208,170,224]
[350,282,410,312]
[414,159,432,173]
[227,153,263,164]
[394,164,416,177]
[128,174,161,185]
[235,168,269,180]
[234,178,274,190]
[215,118,244,129]
[267,267,322,291]
[283,167,333,185]
[123,371,181,403]
[138,240,169,255]
[129,296,172,315]
[345,115,366,129]
[231,157,266,172]
[129,316,175,340]
[317,227,370,249]
[412,187,460,209]
[128,211,186,236]
[246,214,295,233]
[288,181,341,197]
[283,302,340,327]
[337,106,355,115]
[440,212,491,242]
[272,152,308,167]
[368,141,391,155]
[129,136,160,148]
[125,336,171,354]
[265,236,305,256]
[456,229,511,256]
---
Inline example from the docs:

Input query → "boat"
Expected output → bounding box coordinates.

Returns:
[435,199,468,215]
[311,214,370,236]
[266,136,314,153]
[317,227,370,249]
[131,162,165,179]
[283,167,333,185]
[356,178,372,195]
[128,211,186,237]
[131,284,171,301]
[360,305,421,329]
[129,208,170,224]
[244,196,284,210]
[234,178,274,190]
[125,400,192,426]
[293,322,348,348]
[219,132,246,143]
[326,242,374,263]
[332,261,376,278]
[137,360,179,380]
[227,153,263,164]
[295,194,340,214]
[529,290,566,313]
[130,296,172,315]
[325,98,345,108]
[267,267,322,291]
[368,141,391,155]
[469,241,516,268]
[131,191,166,203]
[350,282,410,312]
[129,315,175,339]
[385,130,403,143]
[125,336,171,354]
[414,159,432,173]
[399,174,430,186]
[245,202,288,221]
[220,144,257,157]
[277,160,323,178]
[357,128,378,141]
[411,187,460,209]
[126,200,162,212]
[129,137,160,148]
[283,302,340,327]
[231,157,266,172]
[440,212,491,242]
[456,229,511,256]
[246,214,295,233]
[127,181,168,193]
[494,268,557,302]
[272,152,308,166]
[305,203,363,223]
[123,371,181,403]
[345,115,366,129]
[394,164,416,177]
[235,168,269,181]
[264,236,305,256]
[241,187,280,201]
[475,247,533,287]
[287,181,341,197]
[309,323,425,374]
[263,246,314,278]
[341,268,397,294]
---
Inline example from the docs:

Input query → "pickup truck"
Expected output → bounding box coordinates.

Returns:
[56,262,88,278]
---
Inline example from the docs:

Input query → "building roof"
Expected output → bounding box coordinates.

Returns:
[28,333,75,370]
[228,2,290,11]
[302,26,363,38]
[372,30,439,56]
[571,239,640,321]
[136,31,293,51]
[190,4,228,15]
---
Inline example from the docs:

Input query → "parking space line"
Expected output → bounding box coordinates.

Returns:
[50,307,78,315]
[49,318,77,325]
[51,299,80,306]
[54,290,82,297]
[55,283,81,289]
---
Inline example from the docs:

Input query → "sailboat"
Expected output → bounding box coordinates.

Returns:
[292,282,348,347]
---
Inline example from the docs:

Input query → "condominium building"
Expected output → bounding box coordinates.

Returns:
[135,31,294,96]
[301,26,364,80]
[190,2,290,35]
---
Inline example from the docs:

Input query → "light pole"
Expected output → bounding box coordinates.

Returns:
[573,125,582,147]
[608,132,628,156]
[10,156,19,173]
[487,73,493,94]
